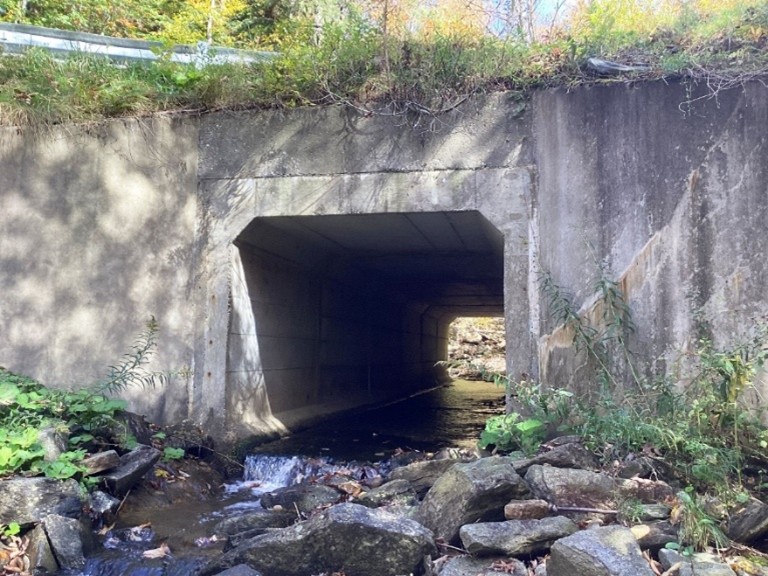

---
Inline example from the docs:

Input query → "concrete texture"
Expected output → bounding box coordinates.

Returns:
[2,80,768,443]
[534,80,768,403]
[0,117,198,424]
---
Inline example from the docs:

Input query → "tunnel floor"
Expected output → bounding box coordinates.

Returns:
[250,379,506,461]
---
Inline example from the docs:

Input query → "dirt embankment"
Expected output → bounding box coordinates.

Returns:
[447,317,506,380]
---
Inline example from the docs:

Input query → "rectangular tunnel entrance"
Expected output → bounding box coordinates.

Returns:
[226,211,505,432]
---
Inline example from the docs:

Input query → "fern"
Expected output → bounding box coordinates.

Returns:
[90,316,168,395]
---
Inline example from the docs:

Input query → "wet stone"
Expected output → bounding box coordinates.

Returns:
[260,483,340,514]
[100,444,161,497]
[26,524,59,574]
[213,564,264,576]
[415,456,530,544]
[355,479,418,508]
[42,514,93,571]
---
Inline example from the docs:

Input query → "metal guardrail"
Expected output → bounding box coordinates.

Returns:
[0,22,274,66]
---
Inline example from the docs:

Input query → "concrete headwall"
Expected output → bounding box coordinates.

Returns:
[194,99,534,440]
[2,79,767,443]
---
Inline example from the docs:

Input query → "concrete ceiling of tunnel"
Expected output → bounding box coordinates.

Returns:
[236,211,505,313]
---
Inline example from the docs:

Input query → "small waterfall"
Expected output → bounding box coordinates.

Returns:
[242,455,313,490]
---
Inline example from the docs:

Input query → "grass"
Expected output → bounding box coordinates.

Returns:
[0,0,766,128]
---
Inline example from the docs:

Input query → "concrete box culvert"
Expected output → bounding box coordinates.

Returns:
[221,210,512,439]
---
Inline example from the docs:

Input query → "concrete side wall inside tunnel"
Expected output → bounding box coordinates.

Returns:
[228,238,449,435]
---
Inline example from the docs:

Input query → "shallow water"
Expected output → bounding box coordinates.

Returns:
[251,379,506,461]
[71,379,505,575]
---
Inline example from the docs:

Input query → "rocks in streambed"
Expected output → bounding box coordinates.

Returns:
[354,478,418,509]
[388,458,467,498]
[260,483,341,515]
[658,549,738,576]
[725,495,768,543]
[40,514,97,571]
[548,525,655,576]
[199,502,436,576]
[415,456,530,544]
[214,510,297,551]
[0,477,83,526]
[525,464,675,513]
[459,516,578,556]
[438,555,528,576]
[100,444,162,497]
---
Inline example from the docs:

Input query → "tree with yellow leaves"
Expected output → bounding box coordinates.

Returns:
[160,0,247,45]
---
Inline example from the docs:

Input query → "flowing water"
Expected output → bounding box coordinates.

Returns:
[70,379,504,575]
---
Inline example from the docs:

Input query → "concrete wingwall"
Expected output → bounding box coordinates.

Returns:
[2,79,767,443]
[534,80,768,405]
[0,118,199,425]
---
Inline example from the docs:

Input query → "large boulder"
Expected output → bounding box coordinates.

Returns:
[525,465,674,511]
[25,524,59,574]
[41,514,96,571]
[658,550,737,576]
[199,502,436,576]
[214,510,298,551]
[513,442,599,475]
[355,479,418,509]
[548,525,654,576]
[525,465,616,510]
[415,457,530,544]
[0,478,82,525]
[459,516,578,557]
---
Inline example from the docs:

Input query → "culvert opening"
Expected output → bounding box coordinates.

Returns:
[227,210,505,431]
[446,316,506,381]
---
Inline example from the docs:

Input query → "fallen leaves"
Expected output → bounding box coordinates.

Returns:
[490,559,520,573]
[0,535,29,575]
[142,542,171,559]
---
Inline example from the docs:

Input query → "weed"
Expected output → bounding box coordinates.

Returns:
[0,318,172,483]
[1,1,767,127]
[162,447,185,462]
[481,264,768,498]
[671,488,730,552]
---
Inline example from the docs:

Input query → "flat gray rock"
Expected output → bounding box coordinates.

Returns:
[439,555,527,576]
[260,483,340,514]
[726,496,768,543]
[355,479,417,508]
[548,525,654,576]
[213,565,264,576]
[460,516,578,556]
[388,458,466,497]
[100,444,161,497]
[42,514,93,571]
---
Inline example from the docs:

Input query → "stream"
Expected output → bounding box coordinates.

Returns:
[70,379,505,576]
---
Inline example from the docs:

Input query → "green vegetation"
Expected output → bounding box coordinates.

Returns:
[0,0,765,127]
[480,266,768,502]
[479,412,546,455]
[0,319,163,482]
